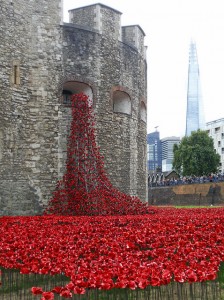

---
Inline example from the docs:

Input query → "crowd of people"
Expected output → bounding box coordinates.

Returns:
[149,173,224,187]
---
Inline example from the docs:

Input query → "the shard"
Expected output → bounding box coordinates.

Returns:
[185,40,205,136]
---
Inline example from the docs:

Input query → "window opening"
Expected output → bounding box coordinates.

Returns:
[113,91,131,115]
[62,90,73,105]
[13,64,20,85]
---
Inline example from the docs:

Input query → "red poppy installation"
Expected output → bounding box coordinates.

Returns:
[45,93,151,216]
[0,209,224,299]
[2,94,224,300]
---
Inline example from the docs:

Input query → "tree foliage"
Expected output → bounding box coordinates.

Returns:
[172,130,220,176]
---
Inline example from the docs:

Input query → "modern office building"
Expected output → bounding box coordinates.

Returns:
[161,136,180,172]
[147,131,162,172]
[185,40,205,136]
[206,118,224,173]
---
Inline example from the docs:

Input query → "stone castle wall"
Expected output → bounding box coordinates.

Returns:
[0,0,63,215]
[149,182,224,206]
[0,1,148,215]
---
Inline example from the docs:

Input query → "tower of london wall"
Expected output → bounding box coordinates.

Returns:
[0,2,148,215]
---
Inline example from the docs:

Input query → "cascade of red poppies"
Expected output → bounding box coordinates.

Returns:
[45,93,151,215]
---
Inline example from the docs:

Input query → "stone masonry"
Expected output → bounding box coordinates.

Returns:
[0,1,148,215]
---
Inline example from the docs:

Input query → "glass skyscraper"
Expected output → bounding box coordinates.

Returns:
[147,131,162,172]
[185,40,205,136]
[161,136,180,172]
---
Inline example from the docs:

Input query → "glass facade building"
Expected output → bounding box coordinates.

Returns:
[161,136,180,172]
[147,131,162,172]
[185,40,205,136]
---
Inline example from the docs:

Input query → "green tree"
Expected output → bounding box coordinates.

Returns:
[172,130,220,176]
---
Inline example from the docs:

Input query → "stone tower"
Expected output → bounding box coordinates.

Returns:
[0,1,148,215]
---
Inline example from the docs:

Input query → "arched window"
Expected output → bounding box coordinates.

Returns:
[140,101,147,122]
[113,91,131,115]
[62,82,93,106]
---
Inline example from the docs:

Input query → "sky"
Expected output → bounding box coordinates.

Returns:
[63,0,224,139]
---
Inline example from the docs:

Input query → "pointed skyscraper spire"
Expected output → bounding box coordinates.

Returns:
[185,39,205,136]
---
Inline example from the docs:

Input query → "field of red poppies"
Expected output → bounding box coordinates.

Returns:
[0,208,224,299]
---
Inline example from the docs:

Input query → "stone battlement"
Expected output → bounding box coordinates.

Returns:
[68,3,146,57]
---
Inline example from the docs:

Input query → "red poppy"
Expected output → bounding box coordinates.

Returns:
[60,289,72,298]
[41,292,54,300]
[31,287,43,295]
[73,286,86,294]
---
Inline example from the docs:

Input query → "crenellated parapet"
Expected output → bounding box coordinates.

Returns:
[122,25,147,59]
[68,3,146,56]
[69,4,122,40]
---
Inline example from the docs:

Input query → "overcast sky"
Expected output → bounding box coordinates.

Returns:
[63,0,224,139]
